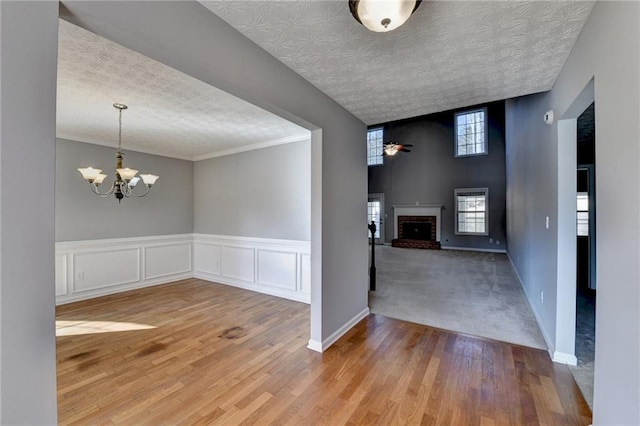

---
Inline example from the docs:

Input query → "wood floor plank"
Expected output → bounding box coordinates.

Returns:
[57,279,592,425]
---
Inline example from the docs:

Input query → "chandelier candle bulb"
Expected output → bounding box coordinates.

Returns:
[93,174,108,186]
[77,167,102,182]
[128,176,140,188]
[140,174,159,186]
[116,167,139,182]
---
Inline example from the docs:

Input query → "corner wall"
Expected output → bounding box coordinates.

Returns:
[505,2,640,423]
[194,139,310,241]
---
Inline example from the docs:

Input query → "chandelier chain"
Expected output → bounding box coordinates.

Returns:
[118,108,123,152]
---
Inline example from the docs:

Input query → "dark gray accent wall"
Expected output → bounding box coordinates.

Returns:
[194,140,310,241]
[56,138,193,241]
[368,101,506,250]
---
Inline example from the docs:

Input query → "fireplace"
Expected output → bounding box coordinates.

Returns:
[392,205,442,250]
[402,221,432,240]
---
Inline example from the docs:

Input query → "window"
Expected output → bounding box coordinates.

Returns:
[455,108,487,157]
[455,188,488,235]
[577,192,589,236]
[367,128,384,166]
[367,200,381,239]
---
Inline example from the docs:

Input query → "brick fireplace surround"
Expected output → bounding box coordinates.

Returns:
[392,215,441,249]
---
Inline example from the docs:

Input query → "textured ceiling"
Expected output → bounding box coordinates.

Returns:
[56,19,309,160]
[201,0,595,125]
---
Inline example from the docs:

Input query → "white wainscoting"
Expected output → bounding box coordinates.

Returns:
[193,233,311,304]
[56,233,311,305]
[55,234,193,305]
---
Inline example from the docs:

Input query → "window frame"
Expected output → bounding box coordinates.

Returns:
[454,107,488,158]
[367,127,384,166]
[454,187,489,236]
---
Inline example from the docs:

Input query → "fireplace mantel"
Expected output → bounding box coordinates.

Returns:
[392,204,443,242]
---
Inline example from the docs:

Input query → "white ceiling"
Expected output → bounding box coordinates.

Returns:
[56,19,310,161]
[57,1,595,159]
[201,0,595,125]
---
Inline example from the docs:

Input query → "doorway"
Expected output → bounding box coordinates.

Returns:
[572,102,596,408]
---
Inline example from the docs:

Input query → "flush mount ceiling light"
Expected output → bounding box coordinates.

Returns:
[349,0,422,33]
[78,103,159,203]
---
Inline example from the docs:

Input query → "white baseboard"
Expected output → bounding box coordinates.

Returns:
[307,339,323,352]
[506,252,556,358]
[552,351,578,365]
[442,245,506,253]
[56,272,193,305]
[194,271,310,304]
[307,307,370,353]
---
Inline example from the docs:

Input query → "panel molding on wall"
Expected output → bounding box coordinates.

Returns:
[193,233,311,304]
[56,233,311,305]
[55,234,193,305]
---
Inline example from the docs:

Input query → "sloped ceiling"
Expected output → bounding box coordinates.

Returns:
[201,0,595,125]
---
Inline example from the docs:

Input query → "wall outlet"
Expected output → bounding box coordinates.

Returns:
[545,216,550,229]
[540,291,544,303]
[75,271,84,281]
[496,240,500,245]
[489,238,493,243]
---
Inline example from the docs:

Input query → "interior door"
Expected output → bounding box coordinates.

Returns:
[367,193,384,244]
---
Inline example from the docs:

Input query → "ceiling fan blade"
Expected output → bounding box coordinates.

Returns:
[402,144,414,147]
[401,148,412,152]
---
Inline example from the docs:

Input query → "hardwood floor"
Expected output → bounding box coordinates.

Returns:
[57,279,592,425]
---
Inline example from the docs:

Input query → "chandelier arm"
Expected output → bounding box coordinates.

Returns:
[88,182,116,197]
[128,185,152,198]
[120,181,132,198]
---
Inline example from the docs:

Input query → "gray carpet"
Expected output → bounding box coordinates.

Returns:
[369,245,547,350]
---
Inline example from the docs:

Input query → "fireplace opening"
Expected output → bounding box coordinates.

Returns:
[402,222,432,241]
[393,214,441,250]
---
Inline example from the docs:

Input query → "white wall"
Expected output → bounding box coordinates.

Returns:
[60,1,369,352]
[505,2,640,423]
[0,2,59,423]
[194,139,310,241]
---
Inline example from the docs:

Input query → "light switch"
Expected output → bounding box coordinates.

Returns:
[545,216,550,229]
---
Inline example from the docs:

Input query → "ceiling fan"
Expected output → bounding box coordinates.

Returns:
[383,142,413,156]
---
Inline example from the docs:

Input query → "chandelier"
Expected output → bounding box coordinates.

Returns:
[349,0,422,33]
[77,103,159,203]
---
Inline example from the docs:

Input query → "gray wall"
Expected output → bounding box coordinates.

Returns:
[369,102,506,250]
[505,1,639,423]
[56,138,194,241]
[194,140,310,241]
[0,2,59,423]
[61,1,367,352]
